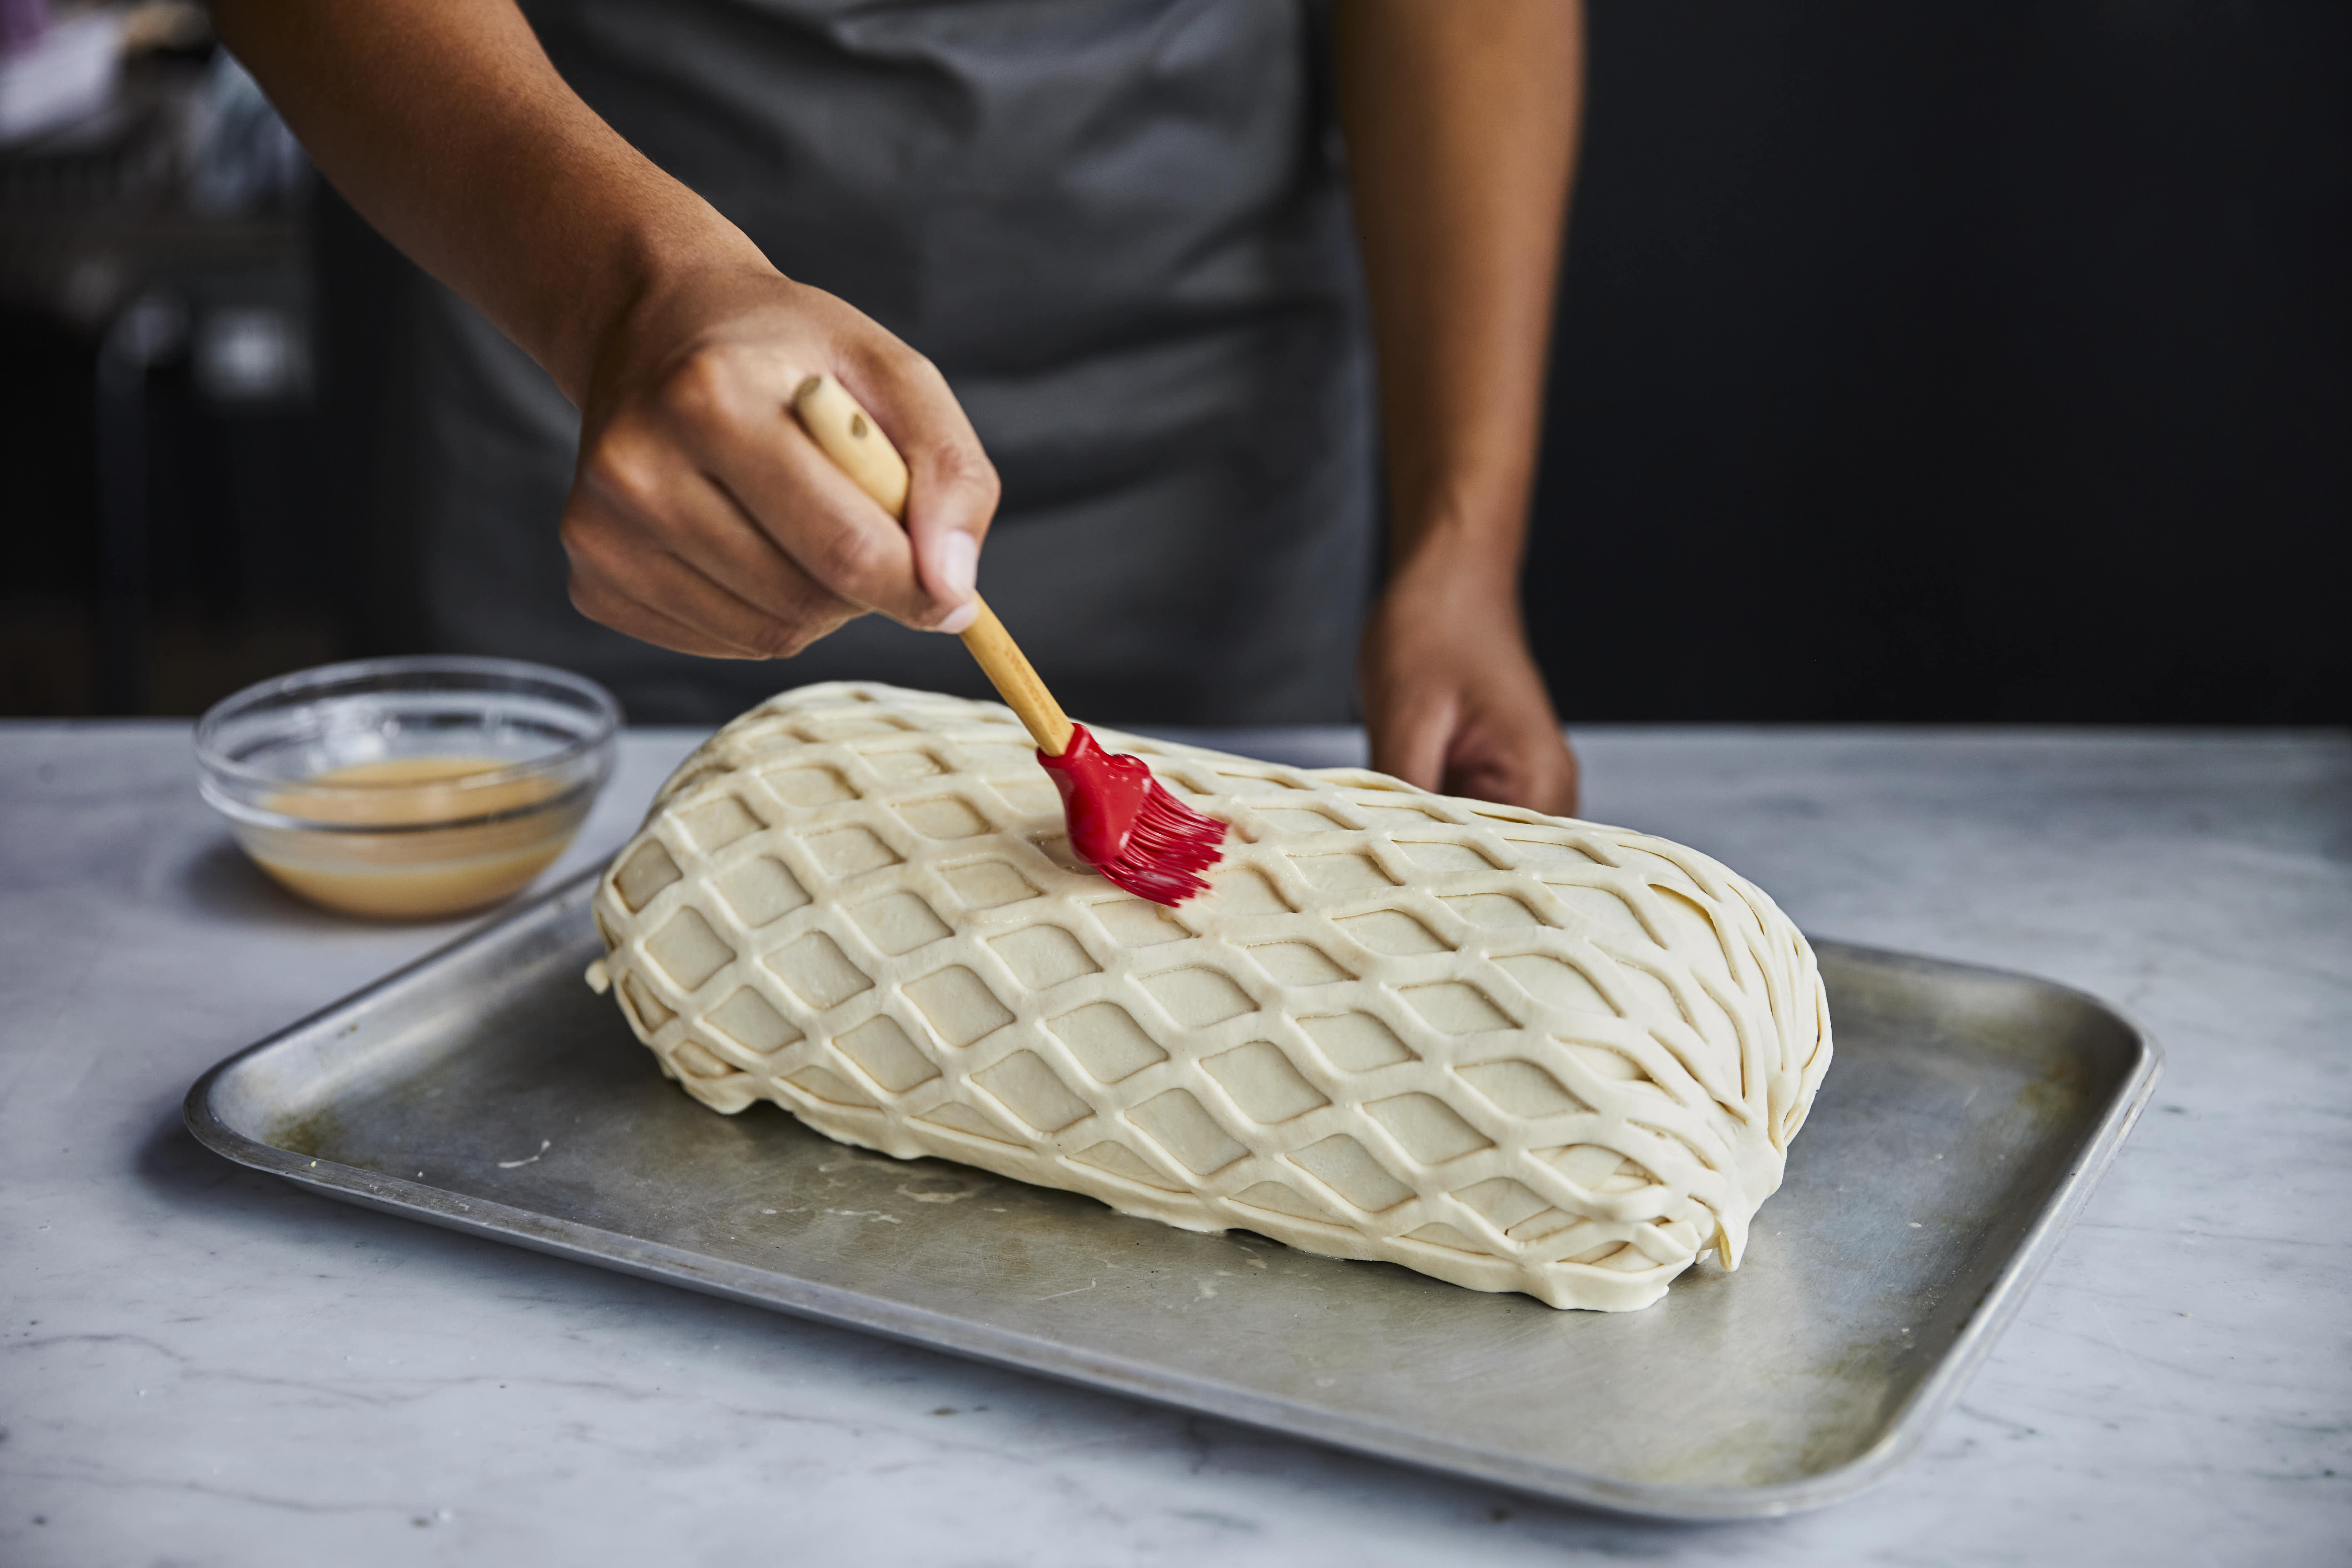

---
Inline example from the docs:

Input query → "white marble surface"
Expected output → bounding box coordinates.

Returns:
[2,720,2346,1567]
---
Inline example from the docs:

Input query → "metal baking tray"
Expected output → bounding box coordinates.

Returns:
[187,869,2158,1520]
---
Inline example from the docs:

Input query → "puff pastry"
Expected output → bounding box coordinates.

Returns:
[590,683,1832,1311]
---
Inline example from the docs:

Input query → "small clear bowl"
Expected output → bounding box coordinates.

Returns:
[196,655,621,920]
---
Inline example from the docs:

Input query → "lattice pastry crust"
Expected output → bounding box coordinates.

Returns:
[588,683,1832,1311]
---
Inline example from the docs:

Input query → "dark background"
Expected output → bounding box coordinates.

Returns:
[6,1,2347,723]
[1532,1,2349,722]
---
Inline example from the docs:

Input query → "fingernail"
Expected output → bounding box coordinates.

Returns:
[936,531,978,600]
[932,532,978,632]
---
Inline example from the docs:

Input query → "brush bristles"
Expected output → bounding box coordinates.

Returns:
[1100,782,1227,906]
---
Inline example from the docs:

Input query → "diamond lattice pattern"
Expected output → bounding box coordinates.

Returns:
[591,684,1833,1311]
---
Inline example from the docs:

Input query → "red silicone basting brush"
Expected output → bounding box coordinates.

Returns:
[792,373,1226,905]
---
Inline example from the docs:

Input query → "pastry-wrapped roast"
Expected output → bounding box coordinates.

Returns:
[590,684,1831,1311]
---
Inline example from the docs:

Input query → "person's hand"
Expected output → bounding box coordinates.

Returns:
[208,0,992,661]
[1360,558,1579,816]
[560,263,999,659]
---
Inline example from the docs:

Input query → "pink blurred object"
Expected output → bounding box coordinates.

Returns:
[0,0,49,56]
[0,1,123,144]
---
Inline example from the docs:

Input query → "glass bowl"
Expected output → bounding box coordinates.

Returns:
[195,655,621,919]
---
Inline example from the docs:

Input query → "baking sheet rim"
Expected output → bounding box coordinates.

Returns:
[183,869,2163,1522]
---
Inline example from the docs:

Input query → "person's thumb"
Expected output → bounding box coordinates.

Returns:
[926,528,981,634]
[1370,686,1458,794]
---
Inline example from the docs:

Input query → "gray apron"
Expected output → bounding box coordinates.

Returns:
[403,0,1376,725]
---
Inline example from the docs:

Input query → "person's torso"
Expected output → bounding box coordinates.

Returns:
[406,0,1378,724]
[527,0,1347,366]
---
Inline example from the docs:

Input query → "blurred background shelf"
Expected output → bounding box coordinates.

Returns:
[3,0,332,717]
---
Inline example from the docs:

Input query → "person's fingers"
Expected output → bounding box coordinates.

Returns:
[645,332,996,631]
[833,342,998,632]
[734,418,938,624]
[567,278,998,654]
[1549,760,1581,818]
[562,495,859,659]
[1369,684,1459,795]
[1438,731,1525,807]
[1367,652,1581,812]
[578,417,859,634]
[927,529,981,635]
[566,567,753,659]
[661,359,948,629]
[1439,706,1580,816]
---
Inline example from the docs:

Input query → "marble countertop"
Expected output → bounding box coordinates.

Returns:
[2,721,2346,1567]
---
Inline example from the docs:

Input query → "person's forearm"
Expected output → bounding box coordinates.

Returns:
[1335,0,1583,594]
[210,0,761,404]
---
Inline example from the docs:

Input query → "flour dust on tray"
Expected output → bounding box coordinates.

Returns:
[587,684,1832,1311]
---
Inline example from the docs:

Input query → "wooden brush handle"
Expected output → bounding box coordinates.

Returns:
[951,600,1075,756]
[791,373,1075,755]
